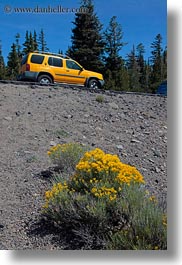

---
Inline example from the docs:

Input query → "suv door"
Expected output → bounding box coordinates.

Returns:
[47,57,65,82]
[65,60,86,85]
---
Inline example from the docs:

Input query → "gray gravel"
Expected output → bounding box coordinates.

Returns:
[0,84,167,249]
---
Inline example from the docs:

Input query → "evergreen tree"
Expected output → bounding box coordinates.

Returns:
[127,45,141,91]
[104,62,129,91]
[15,33,22,74]
[15,33,21,56]
[33,30,38,51]
[103,16,128,91]
[136,43,145,90]
[162,46,167,81]
[38,29,49,52]
[22,30,39,55]
[58,49,63,55]
[22,31,30,55]
[67,0,104,72]
[0,41,6,79]
[143,59,152,93]
[104,16,126,71]
[7,43,20,79]
[150,33,163,92]
[29,32,34,52]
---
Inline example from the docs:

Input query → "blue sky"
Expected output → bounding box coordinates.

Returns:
[0,0,167,64]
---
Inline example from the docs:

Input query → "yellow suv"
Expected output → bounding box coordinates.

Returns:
[18,51,104,89]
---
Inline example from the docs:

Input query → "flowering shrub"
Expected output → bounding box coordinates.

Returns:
[69,148,145,201]
[43,147,167,250]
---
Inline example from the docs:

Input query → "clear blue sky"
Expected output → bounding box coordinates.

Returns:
[0,0,167,64]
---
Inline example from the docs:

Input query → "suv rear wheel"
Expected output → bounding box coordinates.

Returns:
[88,79,100,89]
[38,75,53,84]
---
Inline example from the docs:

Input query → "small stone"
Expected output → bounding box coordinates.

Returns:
[155,167,160,173]
[131,139,140,143]
[0,224,4,229]
[15,111,21,116]
[50,141,57,146]
[4,116,12,121]
[95,126,102,132]
[116,145,124,150]
[153,150,162,158]
[108,102,119,110]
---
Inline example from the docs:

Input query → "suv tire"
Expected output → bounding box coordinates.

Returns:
[88,79,100,89]
[38,75,53,84]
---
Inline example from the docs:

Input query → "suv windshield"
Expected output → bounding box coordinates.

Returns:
[66,60,82,70]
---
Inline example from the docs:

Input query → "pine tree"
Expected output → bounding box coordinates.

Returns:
[136,43,146,91]
[7,43,20,79]
[58,49,63,55]
[33,30,38,51]
[29,32,34,52]
[0,41,6,80]
[150,33,163,92]
[22,31,30,55]
[104,16,126,71]
[22,31,39,55]
[143,59,152,93]
[104,62,129,91]
[38,29,49,52]
[15,33,22,74]
[103,16,128,91]
[67,0,104,72]
[127,45,141,91]
[15,33,21,56]
[162,46,167,81]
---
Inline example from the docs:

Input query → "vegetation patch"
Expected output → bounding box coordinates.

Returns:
[41,144,167,250]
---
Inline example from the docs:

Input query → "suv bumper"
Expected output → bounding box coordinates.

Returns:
[17,71,38,82]
[98,80,105,87]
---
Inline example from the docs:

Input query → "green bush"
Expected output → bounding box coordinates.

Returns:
[43,147,167,250]
[96,95,105,103]
[47,142,89,174]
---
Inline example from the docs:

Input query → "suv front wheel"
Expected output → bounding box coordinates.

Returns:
[38,75,53,85]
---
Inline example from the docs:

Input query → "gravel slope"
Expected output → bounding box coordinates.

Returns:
[0,83,167,249]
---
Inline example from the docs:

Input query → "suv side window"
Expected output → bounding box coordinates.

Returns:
[66,60,82,70]
[48,57,63,67]
[30,55,44,64]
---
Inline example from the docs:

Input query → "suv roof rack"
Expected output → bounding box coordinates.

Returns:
[33,50,72,60]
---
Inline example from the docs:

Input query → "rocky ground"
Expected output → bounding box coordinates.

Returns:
[0,83,167,250]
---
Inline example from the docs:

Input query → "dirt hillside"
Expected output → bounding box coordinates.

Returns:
[0,83,167,249]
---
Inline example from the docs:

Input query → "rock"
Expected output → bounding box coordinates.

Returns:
[4,116,12,121]
[50,141,57,146]
[155,167,160,173]
[131,139,140,143]
[153,149,162,158]
[15,111,21,116]
[95,126,102,132]
[116,145,124,150]
[0,224,4,229]
[108,102,119,110]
